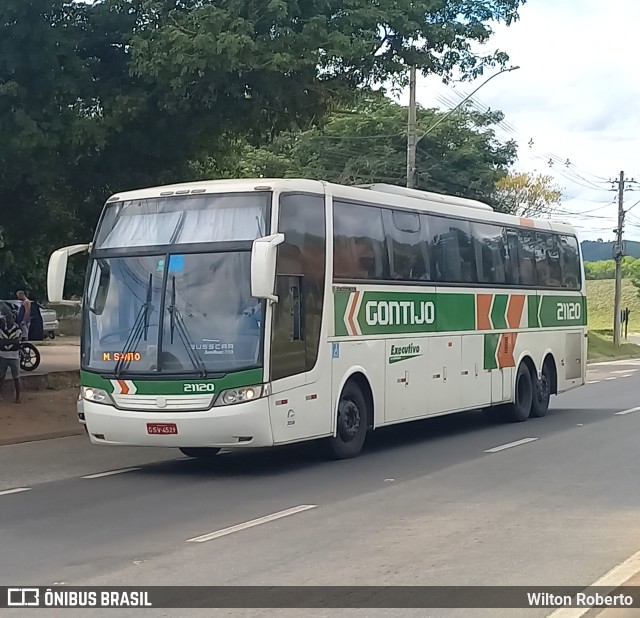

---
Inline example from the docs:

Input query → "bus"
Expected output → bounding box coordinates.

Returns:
[47,179,586,459]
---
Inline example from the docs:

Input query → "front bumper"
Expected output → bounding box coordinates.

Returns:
[82,398,274,448]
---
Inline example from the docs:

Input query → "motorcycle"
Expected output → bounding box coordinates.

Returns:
[19,341,41,372]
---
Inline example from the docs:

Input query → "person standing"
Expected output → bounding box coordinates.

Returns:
[16,290,31,340]
[0,309,22,403]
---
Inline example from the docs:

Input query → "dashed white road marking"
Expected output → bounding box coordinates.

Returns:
[186,505,317,543]
[484,438,538,453]
[587,380,599,384]
[605,377,617,381]
[611,369,637,374]
[82,467,141,479]
[0,487,31,497]
[546,548,640,617]
[614,406,640,416]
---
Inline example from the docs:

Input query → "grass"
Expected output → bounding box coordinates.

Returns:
[586,279,640,360]
[587,331,640,361]
[586,278,640,332]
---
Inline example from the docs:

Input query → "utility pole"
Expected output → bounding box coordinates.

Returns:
[406,65,417,189]
[613,170,625,347]
[405,65,520,190]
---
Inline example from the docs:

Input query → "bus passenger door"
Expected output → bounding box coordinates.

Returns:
[427,336,462,414]
[384,339,430,422]
[269,192,328,444]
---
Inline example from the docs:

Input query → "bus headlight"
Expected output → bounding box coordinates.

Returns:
[81,386,111,404]
[214,385,265,406]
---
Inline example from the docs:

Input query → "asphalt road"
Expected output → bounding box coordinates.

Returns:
[2,359,640,618]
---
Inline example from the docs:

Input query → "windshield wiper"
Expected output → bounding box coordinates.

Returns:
[143,273,152,341]
[114,275,153,377]
[166,275,207,378]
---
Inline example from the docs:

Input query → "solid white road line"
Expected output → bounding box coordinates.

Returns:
[546,548,640,618]
[614,406,640,416]
[186,505,317,543]
[484,438,538,453]
[0,487,31,497]
[82,467,141,479]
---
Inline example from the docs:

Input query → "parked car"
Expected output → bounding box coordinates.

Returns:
[0,299,59,340]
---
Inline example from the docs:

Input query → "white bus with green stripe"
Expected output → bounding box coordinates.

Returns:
[47,179,586,459]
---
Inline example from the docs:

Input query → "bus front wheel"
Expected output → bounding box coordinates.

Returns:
[179,447,221,459]
[324,381,368,459]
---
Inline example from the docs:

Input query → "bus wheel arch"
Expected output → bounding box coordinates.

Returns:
[324,372,373,459]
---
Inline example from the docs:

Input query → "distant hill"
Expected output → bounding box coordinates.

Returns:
[581,240,640,262]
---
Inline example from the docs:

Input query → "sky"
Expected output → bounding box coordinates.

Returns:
[398,0,640,242]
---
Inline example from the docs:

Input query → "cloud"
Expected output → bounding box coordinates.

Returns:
[403,0,640,241]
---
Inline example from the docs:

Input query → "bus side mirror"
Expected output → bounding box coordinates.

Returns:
[251,233,285,302]
[47,244,90,304]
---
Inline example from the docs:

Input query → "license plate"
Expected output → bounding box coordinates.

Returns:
[147,423,178,435]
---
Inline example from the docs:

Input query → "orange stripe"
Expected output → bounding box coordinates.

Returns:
[496,333,518,368]
[506,295,525,329]
[117,379,129,395]
[347,291,360,335]
[476,294,493,330]
[519,217,535,228]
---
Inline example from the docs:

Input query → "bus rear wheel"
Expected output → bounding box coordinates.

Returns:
[324,381,368,459]
[179,447,221,459]
[503,362,533,423]
[530,361,552,418]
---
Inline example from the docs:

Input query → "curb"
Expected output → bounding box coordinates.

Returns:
[587,355,640,365]
[0,428,85,447]
[20,369,80,392]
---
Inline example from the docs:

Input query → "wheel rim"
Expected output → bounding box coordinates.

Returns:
[337,398,361,443]
[537,373,549,404]
[23,348,36,367]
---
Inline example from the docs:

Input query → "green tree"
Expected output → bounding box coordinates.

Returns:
[494,172,562,217]
[128,0,525,138]
[0,0,525,298]
[195,95,517,207]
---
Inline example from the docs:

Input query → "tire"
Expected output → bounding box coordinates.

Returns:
[531,362,552,418]
[19,342,41,372]
[324,381,368,459]
[49,331,56,340]
[179,447,221,459]
[502,362,533,423]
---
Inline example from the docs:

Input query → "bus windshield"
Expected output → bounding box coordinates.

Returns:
[82,252,263,375]
[94,192,270,249]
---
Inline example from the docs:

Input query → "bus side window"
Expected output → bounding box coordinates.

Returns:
[471,223,507,284]
[517,229,537,285]
[383,209,430,281]
[504,229,520,285]
[333,201,389,281]
[536,232,562,287]
[429,215,475,284]
[560,234,581,289]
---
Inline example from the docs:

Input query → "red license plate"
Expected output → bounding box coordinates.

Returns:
[147,423,178,435]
